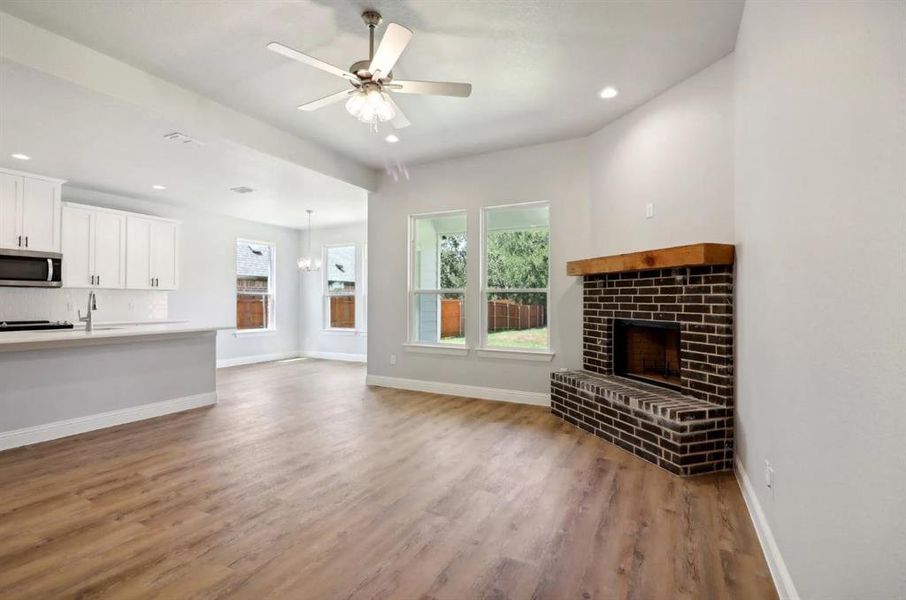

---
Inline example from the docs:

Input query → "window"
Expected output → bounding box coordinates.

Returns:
[236,239,276,330]
[481,202,550,351]
[409,211,467,345]
[325,244,356,329]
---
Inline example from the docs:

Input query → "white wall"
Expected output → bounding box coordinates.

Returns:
[588,55,735,255]
[733,2,906,599]
[299,221,368,361]
[367,138,590,395]
[61,187,303,364]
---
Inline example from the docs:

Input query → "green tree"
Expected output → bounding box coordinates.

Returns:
[440,234,467,289]
[487,229,549,305]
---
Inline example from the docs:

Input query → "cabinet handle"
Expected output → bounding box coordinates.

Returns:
[97,275,100,286]
[24,236,28,248]
[90,275,94,285]
[17,235,21,247]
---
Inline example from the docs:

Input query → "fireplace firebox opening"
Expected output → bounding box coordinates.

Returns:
[613,319,681,391]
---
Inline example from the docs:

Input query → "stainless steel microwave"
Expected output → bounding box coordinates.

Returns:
[0,249,63,287]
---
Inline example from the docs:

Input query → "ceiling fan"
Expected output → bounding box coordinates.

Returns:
[267,10,472,130]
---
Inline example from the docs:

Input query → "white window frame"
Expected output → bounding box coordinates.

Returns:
[235,238,277,334]
[323,242,358,331]
[361,242,368,334]
[405,210,469,353]
[478,201,553,358]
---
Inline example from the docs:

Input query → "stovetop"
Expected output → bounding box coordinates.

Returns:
[0,320,74,332]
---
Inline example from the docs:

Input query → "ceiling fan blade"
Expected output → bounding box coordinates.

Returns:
[387,96,410,129]
[267,42,358,82]
[368,23,413,79]
[386,80,472,98]
[297,89,353,111]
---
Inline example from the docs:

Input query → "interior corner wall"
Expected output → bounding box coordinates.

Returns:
[299,221,368,360]
[733,2,906,598]
[60,187,303,365]
[367,138,591,394]
[587,54,735,255]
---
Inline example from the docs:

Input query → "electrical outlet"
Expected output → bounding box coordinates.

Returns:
[764,459,774,490]
[390,354,397,366]
[645,203,654,219]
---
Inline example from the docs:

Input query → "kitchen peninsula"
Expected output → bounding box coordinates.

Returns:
[0,323,222,450]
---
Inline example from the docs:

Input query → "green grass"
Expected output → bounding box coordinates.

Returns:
[441,327,548,349]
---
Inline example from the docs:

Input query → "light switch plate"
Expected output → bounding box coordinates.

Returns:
[645,203,654,219]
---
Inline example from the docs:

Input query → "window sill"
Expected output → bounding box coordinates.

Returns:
[476,347,555,362]
[233,328,278,337]
[403,343,470,356]
[321,328,363,336]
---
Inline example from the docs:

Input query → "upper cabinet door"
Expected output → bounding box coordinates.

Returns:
[61,205,94,288]
[126,216,153,289]
[93,211,126,289]
[151,220,178,290]
[0,173,22,250]
[21,178,61,252]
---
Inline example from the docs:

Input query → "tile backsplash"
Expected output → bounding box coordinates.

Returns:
[0,288,168,323]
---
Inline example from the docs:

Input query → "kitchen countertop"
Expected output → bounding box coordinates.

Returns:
[0,322,230,352]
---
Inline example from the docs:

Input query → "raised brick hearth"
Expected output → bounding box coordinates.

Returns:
[551,260,735,476]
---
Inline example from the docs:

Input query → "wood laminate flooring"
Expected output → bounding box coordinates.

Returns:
[0,359,777,599]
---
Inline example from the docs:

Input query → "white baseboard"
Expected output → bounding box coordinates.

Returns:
[735,457,800,600]
[217,351,301,368]
[300,350,367,363]
[366,374,550,407]
[0,391,217,452]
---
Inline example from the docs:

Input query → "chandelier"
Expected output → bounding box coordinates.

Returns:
[297,209,321,272]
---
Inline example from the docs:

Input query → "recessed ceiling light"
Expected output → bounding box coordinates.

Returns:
[11,153,31,161]
[599,86,619,99]
[385,134,399,143]
[151,185,167,190]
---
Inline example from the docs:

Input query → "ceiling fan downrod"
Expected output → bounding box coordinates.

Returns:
[362,10,383,61]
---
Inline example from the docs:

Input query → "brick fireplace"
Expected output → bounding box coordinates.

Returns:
[551,244,735,476]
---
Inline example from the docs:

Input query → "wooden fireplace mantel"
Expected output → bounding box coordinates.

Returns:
[566,243,735,276]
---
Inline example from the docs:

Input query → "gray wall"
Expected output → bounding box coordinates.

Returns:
[734,1,906,598]
[299,221,368,359]
[588,55,735,255]
[367,52,736,396]
[367,138,590,393]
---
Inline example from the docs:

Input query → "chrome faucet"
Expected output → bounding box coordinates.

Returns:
[78,291,97,332]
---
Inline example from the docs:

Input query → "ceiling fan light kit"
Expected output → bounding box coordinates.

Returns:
[268,10,472,131]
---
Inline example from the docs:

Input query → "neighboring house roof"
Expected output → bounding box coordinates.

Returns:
[237,242,272,278]
[327,246,355,283]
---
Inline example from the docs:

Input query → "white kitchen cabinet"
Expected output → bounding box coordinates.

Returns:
[93,211,127,288]
[150,220,178,290]
[0,168,64,252]
[125,217,152,289]
[61,204,126,289]
[0,173,20,250]
[126,216,179,290]
[61,205,93,288]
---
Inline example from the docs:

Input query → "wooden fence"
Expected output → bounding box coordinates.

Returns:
[440,299,547,338]
[440,298,466,337]
[237,294,269,330]
[330,296,356,329]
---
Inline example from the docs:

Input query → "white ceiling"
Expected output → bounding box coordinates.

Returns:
[0,0,744,170]
[0,61,366,229]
